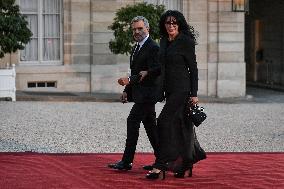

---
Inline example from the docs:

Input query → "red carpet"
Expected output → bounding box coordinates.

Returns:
[0,152,283,189]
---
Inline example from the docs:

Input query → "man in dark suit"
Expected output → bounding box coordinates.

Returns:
[108,16,160,171]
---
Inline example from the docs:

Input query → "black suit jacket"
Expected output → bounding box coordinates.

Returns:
[158,32,198,99]
[124,37,160,103]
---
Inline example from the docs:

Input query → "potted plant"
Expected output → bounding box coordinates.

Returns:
[108,2,165,55]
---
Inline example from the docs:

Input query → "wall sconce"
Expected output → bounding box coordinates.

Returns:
[232,0,249,13]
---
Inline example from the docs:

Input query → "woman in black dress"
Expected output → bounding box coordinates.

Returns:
[146,10,206,180]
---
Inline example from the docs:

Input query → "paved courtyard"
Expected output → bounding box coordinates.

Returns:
[0,87,284,153]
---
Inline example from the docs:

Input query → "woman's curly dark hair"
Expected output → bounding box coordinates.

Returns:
[159,10,198,43]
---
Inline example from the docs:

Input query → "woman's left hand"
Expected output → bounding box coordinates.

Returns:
[190,96,199,105]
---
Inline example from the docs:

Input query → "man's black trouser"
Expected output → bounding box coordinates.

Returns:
[122,102,158,163]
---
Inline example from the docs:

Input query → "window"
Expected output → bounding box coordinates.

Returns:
[17,0,62,64]
[27,81,57,88]
[144,0,183,11]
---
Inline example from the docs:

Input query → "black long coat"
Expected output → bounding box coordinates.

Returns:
[158,32,198,100]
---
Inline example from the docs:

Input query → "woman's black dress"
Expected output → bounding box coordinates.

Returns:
[154,33,206,171]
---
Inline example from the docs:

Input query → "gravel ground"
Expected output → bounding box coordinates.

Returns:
[1,98,283,153]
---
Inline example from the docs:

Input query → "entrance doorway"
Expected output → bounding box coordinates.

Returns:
[245,0,284,89]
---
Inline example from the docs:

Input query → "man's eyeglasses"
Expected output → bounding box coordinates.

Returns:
[165,21,178,26]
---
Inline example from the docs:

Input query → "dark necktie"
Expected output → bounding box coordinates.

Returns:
[133,44,140,58]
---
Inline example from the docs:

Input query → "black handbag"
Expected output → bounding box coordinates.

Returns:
[186,102,207,127]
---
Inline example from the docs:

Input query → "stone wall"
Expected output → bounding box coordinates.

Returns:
[15,0,92,92]
[207,0,246,97]
[91,0,123,93]
[12,0,247,97]
[185,0,208,96]
[91,0,246,97]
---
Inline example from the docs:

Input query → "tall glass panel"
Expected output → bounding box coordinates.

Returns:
[20,15,38,61]
[43,0,60,13]
[19,0,38,12]
[43,0,61,61]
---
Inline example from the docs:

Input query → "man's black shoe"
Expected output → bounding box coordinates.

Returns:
[108,161,132,170]
[142,164,153,171]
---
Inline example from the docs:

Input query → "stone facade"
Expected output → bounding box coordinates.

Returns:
[1,0,247,97]
[207,0,246,97]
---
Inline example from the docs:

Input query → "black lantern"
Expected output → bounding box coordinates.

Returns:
[232,0,249,12]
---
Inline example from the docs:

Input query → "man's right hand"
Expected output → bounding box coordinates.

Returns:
[120,92,128,103]
[118,77,129,86]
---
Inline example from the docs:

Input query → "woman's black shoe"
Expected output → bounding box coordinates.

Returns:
[146,170,165,180]
[174,167,192,178]
[143,165,153,171]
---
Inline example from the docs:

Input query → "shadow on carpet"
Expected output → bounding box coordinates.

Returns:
[0,152,283,189]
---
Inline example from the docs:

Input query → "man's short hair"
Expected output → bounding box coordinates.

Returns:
[131,16,150,28]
